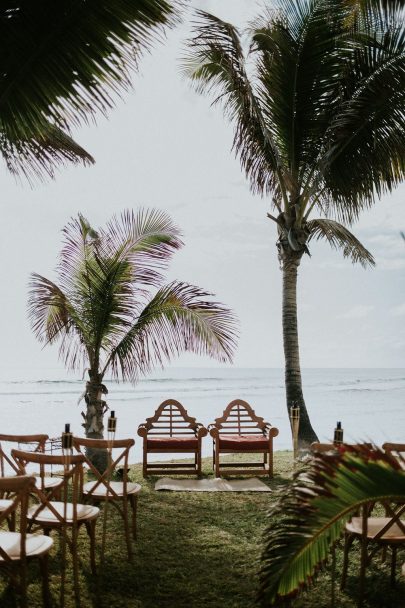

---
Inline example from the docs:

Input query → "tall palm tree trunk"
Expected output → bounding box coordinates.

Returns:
[282,252,318,447]
[83,373,108,471]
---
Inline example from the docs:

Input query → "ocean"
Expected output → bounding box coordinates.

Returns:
[0,367,404,465]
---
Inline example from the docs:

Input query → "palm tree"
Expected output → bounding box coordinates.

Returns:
[28,208,238,470]
[183,0,405,445]
[0,1,180,181]
[258,445,405,605]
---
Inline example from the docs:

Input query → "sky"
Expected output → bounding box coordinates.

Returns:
[0,0,404,378]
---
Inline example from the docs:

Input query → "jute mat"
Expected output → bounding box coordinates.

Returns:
[154,477,271,492]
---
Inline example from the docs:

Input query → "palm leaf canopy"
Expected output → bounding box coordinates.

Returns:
[28,208,238,380]
[258,445,405,605]
[184,0,405,225]
[0,0,180,179]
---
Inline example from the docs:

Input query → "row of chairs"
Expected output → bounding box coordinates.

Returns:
[137,398,279,478]
[311,441,405,605]
[0,434,141,606]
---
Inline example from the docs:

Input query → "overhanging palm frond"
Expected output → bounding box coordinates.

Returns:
[258,446,405,606]
[106,281,238,381]
[182,10,285,201]
[0,0,180,178]
[307,218,375,267]
[0,123,94,183]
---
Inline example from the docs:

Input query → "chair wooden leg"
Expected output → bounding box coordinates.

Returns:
[39,553,52,608]
[122,497,133,561]
[143,440,148,477]
[86,520,97,575]
[130,495,138,540]
[215,442,220,478]
[390,546,397,587]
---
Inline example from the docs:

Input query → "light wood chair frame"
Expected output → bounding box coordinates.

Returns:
[11,449,99,576]
[73,437,140,560]
[0,433,49,476]
[137,399,207,476]
[208,399,279,478]
[0,475,52,608]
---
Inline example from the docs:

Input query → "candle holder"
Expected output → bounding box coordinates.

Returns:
[333,421,344,446]
[62,423,73,452]
[108,411,117,436]
[289,403,300,462]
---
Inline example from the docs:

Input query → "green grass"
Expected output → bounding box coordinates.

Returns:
[1,452,404,607]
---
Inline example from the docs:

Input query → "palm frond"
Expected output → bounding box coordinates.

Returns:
[182,10,285,202]
[106,281,238,381]
[250,0,348,189]
[0,123,94,183]
[258,445,405,605]
[307,218,375,267]
[27,272,89,371]
[314,17,405,221]
[0,0,180,178]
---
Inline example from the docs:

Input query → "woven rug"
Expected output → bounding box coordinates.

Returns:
[154,477,271,492]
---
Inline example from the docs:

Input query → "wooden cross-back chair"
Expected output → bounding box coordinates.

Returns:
[11,449,99,577]
[0,433,63,496]
[137,399,207,476]
[208,399,279,478]
[73,437,141,560]
[341,499,405,605]
[0,476,53,608]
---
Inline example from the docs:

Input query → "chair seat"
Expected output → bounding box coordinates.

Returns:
[218,434,269,450]
[147,436,198,450]
[0,531,53,559]
[83,480,142,497]
[0,499,13,512]
[28,501,99,524]
[346,517,405,541]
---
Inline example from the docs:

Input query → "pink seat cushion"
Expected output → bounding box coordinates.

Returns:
[218,434,269,451]
[147,436,198,450]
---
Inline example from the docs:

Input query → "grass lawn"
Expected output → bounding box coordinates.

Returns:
[1,451,404,607]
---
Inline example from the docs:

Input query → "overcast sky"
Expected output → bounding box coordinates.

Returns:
[0,0,404,378]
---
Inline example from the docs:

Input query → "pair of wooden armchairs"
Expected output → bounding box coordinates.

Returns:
[137,398,279,478]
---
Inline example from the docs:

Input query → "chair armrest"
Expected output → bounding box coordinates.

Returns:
[208,425,220,439]
[195,424,208,438]
[263,424,279,438]
[137,424,148,438]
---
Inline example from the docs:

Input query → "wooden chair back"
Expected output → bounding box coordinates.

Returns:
[383,443,405,459]
[140,399,201,437]
[0,475,35,559]
[211,399,268,435]
[0,434,48,476]
[73,437,134,500]
[11,449,85,525]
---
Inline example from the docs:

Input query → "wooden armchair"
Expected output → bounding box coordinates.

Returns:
[137,399,207,476]
[208,399,279,478]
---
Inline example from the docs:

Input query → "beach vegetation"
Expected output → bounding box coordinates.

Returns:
[27,209,237,470]
[0,1,180,182]
[258,445,405,606]
[183,0,405,446]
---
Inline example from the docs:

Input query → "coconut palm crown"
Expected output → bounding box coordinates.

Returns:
[28,209,238,466]
[183,0,405,445]
[0,0,180,181]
